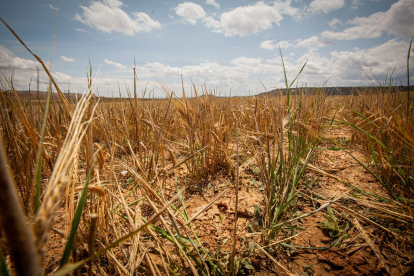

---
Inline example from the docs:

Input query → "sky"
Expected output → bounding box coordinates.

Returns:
[0,0,413,97]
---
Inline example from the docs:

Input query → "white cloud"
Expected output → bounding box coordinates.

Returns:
[173,1,299,37]
[60,56,75,62]
[220,2,283,37]
[351,0,361,9]
[51,72,73,83]
[0,45,14,58]
[75,28,89,33]
[203,16,221,30]
[103,59,126,69]
[0,45,89,92]
[3,36,411,98]
[260,40,292,50]
[260,40,277,50]
[287,38,413,87]
[206,0,220,9]
[230,57,263,67]
[74,0,161,36]
[174,2,222,31]
[105,0,122,8]
[308,0,344,14]
[328,18,342,29]
[261,36,324,51]
[279,40,293,49]
[295,36,325,50]
[322,0,414,40]
[175,2,206,25]
[218,1,300,37]
[273,0,300,18]
[0,45,38,71]
[258,39,414,87]
[49,4,59,11]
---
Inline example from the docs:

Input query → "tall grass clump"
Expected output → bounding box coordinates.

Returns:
[250,50,335,245]
[341,43,414,206]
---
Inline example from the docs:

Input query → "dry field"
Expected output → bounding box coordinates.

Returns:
[0,21,413,276]
[1,79,414,276]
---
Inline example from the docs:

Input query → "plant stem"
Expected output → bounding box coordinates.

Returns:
[0,135,41,276]
[228,119,239,276]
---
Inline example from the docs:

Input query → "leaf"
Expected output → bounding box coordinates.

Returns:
[150,225,174,243]
[244,264,255,270]
[280,243,296,250]
[59,160,96,267]
[320,221,335,230]
[327,207,337,223]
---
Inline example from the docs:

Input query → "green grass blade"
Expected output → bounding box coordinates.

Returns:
[339,119,389,152]
[347,106,380,128]
[34,84,52,213]
[289,60,308,89]
[59,159,96,267]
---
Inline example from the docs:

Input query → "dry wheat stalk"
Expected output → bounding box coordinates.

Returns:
[34,89,98,260]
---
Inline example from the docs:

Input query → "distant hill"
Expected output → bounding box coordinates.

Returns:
[1,90,100,100]
[258,86,412,97]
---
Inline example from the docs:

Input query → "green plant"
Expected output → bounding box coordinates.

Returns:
[319,207,350,246]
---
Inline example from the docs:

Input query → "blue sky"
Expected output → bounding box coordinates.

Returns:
[0,0,413,97]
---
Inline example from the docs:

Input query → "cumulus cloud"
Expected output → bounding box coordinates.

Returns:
[273,0,300,18]
[261,36,325,51]
[295,36,325,50]
[220,2,283,37]
[219,1,300,37]
[103,59,126,69]
[203,16,221,30]
[351,0,361,9]
[260,40,278,50]
[328,18,342,29]
[173,1,299,37]
[230,57,263,67]
[74,0,161,36]
[0,45,38,71]
[308,0,344,14]
[3,36,411,98]
[206,0,220,9]
[260,40,292,50]
[0,45,15,59]
[293,38,413,86]
[49,4,59,11]
[174,2,222,31]
[60,55,75,62]
[322,0,414,40]
[75,28,89,33]
[51,72,74,83]
[0,45,90,92]
[175,2,206,25]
